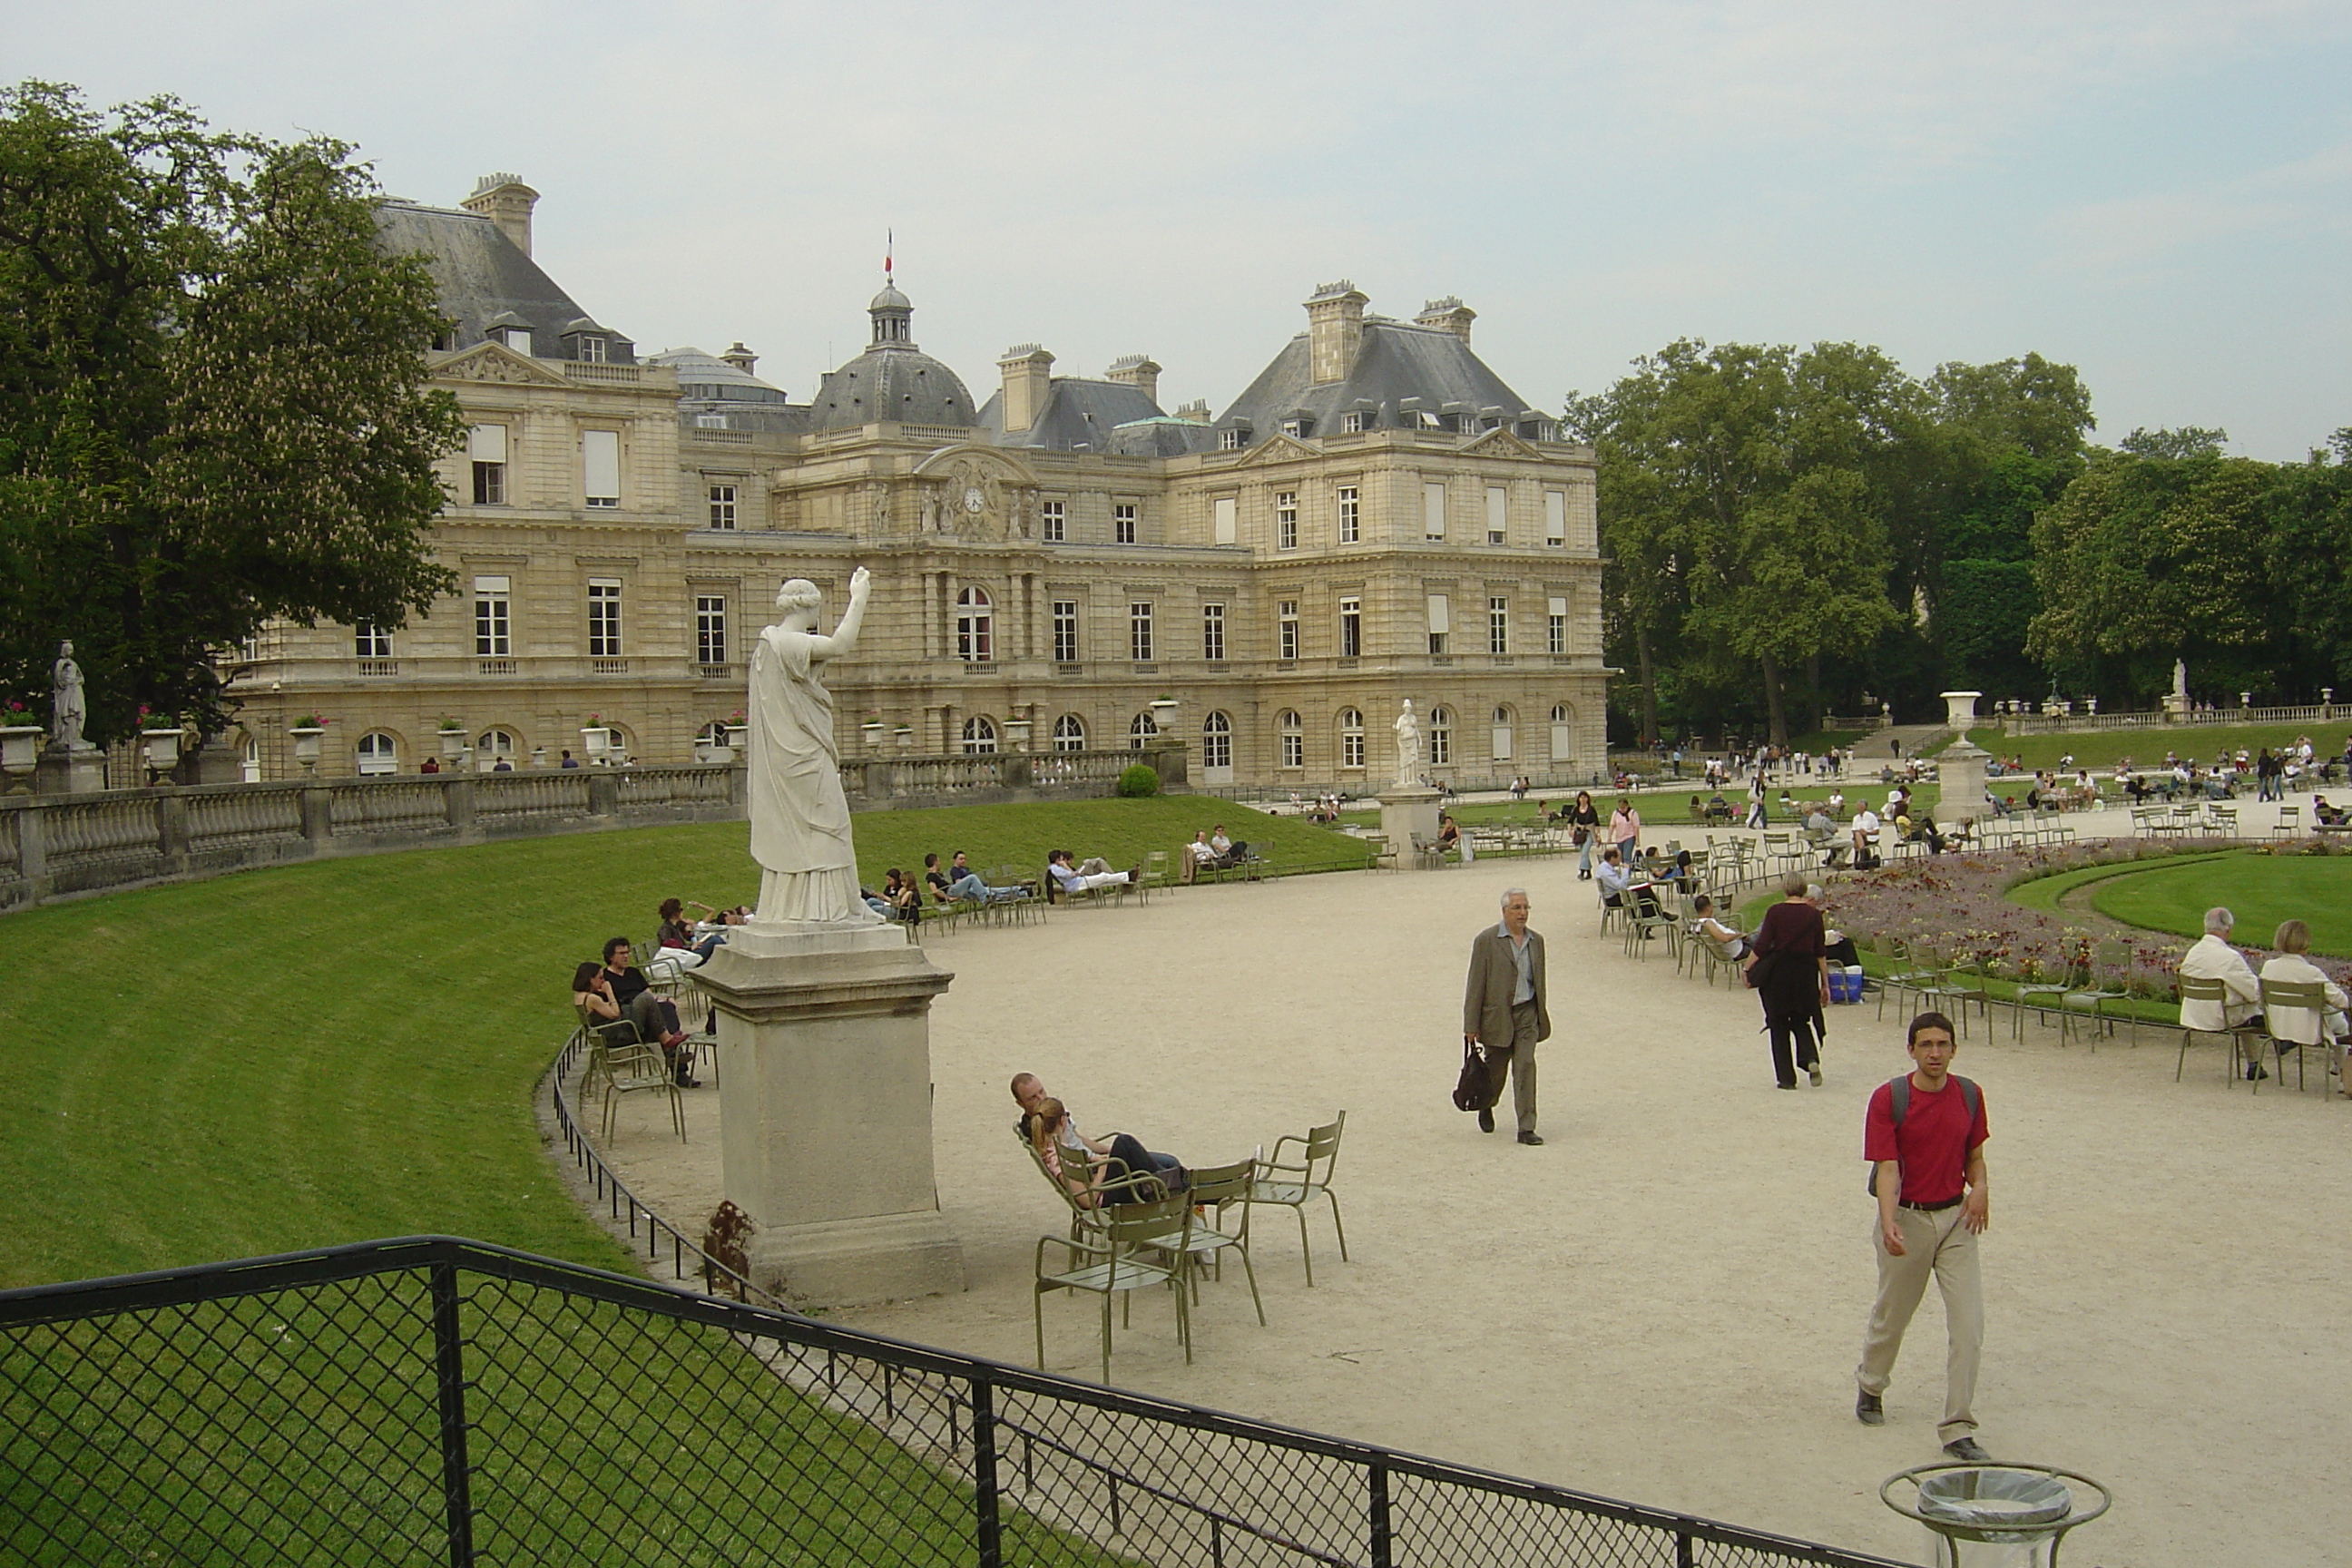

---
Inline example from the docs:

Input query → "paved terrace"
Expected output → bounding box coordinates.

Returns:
[585,804,2347,1568]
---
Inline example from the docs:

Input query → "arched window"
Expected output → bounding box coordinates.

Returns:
[239,732,260,783]
[1052,714,1087,751]
[476,729,516,760]
[1427,706,1452,766]
[696,720,730,747]
[1279,710,1303,769]
[1491,704,1514,764]
[961,715,998,755]
[1549,702,1574,764]
[1129,712,1159,750]
[1339,708,1365,769]
[356,731,398,777]
[956,586,993,662]
[1200,710,1233,773]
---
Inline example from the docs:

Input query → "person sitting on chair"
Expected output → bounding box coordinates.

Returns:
[1689,894,1748,960]
[1182,828,1220,882]
[2314,795,2347,828]
[947,849,1028,904]
[2180,906,2268,1080]
[2259,919,2350,1093]
[1210,823,1237,865]
[1045,848,1137,900]
[1011,1073,1183,1200]
[1596,847,1661,918]
[573,938,692,1084]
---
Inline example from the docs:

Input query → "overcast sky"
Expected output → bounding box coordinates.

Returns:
[14,1,2349,458]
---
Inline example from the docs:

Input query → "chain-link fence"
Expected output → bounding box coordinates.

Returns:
[2,1237,1904,1567]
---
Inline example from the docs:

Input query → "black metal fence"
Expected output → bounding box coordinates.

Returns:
[1,1237,1904,1568]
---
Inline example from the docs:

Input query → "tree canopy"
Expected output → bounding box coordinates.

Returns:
[0,82,461,747]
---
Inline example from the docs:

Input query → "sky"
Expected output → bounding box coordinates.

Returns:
[10,0,2350,459]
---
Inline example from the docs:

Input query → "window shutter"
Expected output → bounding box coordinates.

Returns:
[1485,486,1507,540]
[1424,481,1446,539]
[1548,595,1569,619]
[582,429,620,502]
[1545,490,1567,545]
[1213,496,1236,544]
[1426,593,1450,635]
[469,424,507,463]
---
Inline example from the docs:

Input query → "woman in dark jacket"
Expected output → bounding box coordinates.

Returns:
[1566,790,1602,879]
[1745,873,1830,1090]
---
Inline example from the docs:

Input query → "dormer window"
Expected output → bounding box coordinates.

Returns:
[492,324,531,353]
[577,334,606,364]
[1418,410,1445,430]
[1341,410,1367,435]
[1220,426,1250,452]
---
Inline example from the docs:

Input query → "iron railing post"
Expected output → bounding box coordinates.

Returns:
[969,1374,1002,1568]
[1367,1461,1393,1568]
[428,1260,476,1568]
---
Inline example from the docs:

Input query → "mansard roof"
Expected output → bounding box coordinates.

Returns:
[374,200,636,364]
[1216,318,1531,436]
[976,377,1212,454]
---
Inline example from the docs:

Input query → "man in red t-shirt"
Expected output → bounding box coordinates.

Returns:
[1855,1012,1993,1462]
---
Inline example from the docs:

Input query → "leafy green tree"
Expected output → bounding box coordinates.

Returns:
[2262,429,2352,691]
[0,82,461,746]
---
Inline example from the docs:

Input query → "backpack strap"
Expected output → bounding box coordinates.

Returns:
[1887,1074,1910,1127]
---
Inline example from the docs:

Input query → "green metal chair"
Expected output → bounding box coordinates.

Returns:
[2058,940,2132,1051]
[1250,1112,1348,1288]
[575,1004,684,1143]
[2012,961,2079,1042]
[1876,937,1944,1024]
[2259,977,2332,1093]
[1153,1156,1265,1328]
[1034,1195,1193,1381]
[2175,975,2263,1085]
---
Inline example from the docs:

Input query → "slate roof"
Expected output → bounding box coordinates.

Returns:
[975,377,1209,453]
[374,200,636,364]
[808,343,976,432]
[1214,319,1534,441]
[645,347,806,435]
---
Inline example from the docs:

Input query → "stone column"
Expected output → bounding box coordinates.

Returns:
[1936,691,1991,831]
[694,924,965,1307]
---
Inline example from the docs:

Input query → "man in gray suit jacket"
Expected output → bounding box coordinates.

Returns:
[1464,887,1551,1145]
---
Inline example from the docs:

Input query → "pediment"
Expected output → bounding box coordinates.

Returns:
[911,443,1039,487]
[1461,426,1540,459]
[1236,433,1318,466]
[430,341,572,387]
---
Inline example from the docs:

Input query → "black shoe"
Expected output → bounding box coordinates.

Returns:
[1856,1391,1885,1426]
[1776,1081,1798,1090]
[1478,1107,1495,1133]
[1808,1064,1824,1087]
[1517,1132,1544,1146]
[2246,1063,2270,1081]
[1943,1436,1991,1463]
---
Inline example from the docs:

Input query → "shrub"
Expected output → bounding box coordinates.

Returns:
[1116,763,1160,799]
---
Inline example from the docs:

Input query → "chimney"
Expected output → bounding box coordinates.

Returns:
[1416,296,1476,346]
[1305,280,1368,385]
[1104,353,1161,406]
[1174,399,1212,425]
[997,344,1054,434]
[720,341,758,375]
[462,173,540,257]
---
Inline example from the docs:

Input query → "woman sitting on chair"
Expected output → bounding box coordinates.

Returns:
[574,937,693,1085]
[1025,1098,1168,1208]
[2259,919,2351,1096]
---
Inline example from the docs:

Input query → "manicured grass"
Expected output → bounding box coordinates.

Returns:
[1,795,1338,1289]
[2001,851,2239,916]
[2089,852,2352,957]
[1959,721,2348,773]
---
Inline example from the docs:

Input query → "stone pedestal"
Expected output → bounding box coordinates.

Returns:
[1937,739,1993,830]
[1377,785,1444,866]
[693,920,965,1308]
[35,740,105,796]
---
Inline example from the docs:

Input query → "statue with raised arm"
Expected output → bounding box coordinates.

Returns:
[1393,697,1421,789]
[747,568,884,925]
[50,641,84,748]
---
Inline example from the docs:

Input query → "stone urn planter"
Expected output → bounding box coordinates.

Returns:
[289,725,326,774]
[0,726,44,771]
[1003,719,1033,752]
[894,726,915,750]
[724,724,749,755]
[582,725,612,760]
[437,725,468,759]
[862,720,886,750]
[142,727,183,771]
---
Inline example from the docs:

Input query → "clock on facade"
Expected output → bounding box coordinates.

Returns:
[964,485,985,514]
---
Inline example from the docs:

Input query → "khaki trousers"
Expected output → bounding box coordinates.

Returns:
[1483,1001,1541,1136]
[1856,1203,1982,1444]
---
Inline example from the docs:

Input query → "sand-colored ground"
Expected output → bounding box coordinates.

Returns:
[593,818,2349,1568]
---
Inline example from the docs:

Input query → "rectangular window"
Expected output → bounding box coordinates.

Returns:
[1041,499,1064,542]
[577,335,607,364]
[1486,485,1507,545]
[1201,603,1225,662]
[588,578,622,657]
[582,428,620,508]
[707,483,736,529]
[473,574,511,657]
[1339,596,1361,658]
[1426,593,1451,656]
[1114,503,1138,544]
[1282,729,1303,769]
[1278,600,1298,662]
[1129,602,1153,662]
[1488,595,1509,655]
[696,596,727,665]
[1424,480,1446,542]
[1219,428,1248,452]
[1548,594,1569,656]
[469,425,507,505]
[1544,489,1567,548]
[1276,491,1297,550]
[1337,485,1359,544]
[1212,496,1236,545]
[1342,410,1367,434]
[353,620,390,659]
[1052,599,1079,663]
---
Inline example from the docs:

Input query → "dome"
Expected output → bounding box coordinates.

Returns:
[645,347,789,404]
[808,344,975,432]
[869,283,911,312]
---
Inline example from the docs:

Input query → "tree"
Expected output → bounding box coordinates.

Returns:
[0,82,461,747]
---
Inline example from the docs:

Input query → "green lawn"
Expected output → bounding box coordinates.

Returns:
[1959,720,2347,773]
[0,794,1342,1290]
[2088,852,2352,957]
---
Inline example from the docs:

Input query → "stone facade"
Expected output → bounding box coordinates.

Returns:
[223,181,1607,791]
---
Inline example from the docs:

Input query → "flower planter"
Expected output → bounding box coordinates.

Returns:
[0,726,43,770]
[289,726,325,773]
[1003,720,1033,752]
[862,722,886,750]
[142,729,182,770]
[724,725,748,754]
[438,729,468,759]
[893,728,915,750]
[582,726,612,759]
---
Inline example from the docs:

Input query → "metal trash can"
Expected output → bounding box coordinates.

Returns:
[1881,1462,2111,1567]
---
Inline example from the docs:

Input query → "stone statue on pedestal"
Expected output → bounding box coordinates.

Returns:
[1393,698,1421,788]
[2173,658,2189,700]
[50,641,84,747]
[746,569,884,926]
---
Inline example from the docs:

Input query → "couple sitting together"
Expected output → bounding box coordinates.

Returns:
[1013,1072,1186,1206]
[573,936,698,1086]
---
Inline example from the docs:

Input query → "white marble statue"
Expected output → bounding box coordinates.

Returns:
[747,569,883,925]
[1393,698,1421,788]
[50,640,84,747]
[2173,658,2189,699]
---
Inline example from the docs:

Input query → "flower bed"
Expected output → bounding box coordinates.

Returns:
[1818,839,2352,999]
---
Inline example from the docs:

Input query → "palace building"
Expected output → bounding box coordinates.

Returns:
[224,174,1607,790]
